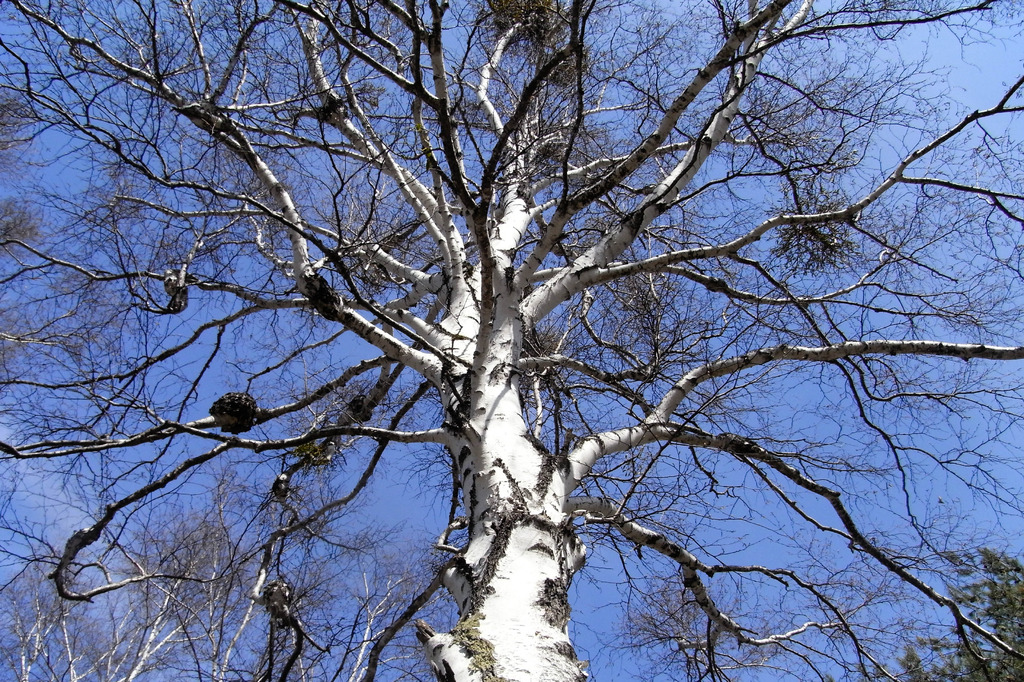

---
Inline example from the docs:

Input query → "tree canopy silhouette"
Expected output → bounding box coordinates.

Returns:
[1,0,1024,679]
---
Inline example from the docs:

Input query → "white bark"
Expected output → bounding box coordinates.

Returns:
[424,393,586,681]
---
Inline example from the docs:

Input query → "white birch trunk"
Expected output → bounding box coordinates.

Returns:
[417,203,588,681]
[420,398,587,681]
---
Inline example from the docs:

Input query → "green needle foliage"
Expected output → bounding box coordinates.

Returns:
[900,549,1024,681]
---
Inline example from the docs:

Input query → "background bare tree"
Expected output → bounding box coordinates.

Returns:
[1,0,1024,679]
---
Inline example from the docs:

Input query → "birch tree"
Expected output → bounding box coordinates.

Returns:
[2,0,1024,679]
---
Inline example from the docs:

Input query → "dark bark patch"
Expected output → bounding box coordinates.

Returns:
[528,541,555,557]
[553,641,576,660]
[468,473,481,536]
[471,512,520,610]
[536,447,571,497]
[302,272,344,321]
[492,458,528,506]
[451,557,475,612]
[537,576,572,629]
[552,642,589,682]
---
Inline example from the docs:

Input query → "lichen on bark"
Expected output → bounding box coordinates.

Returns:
[451,613,508,682]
